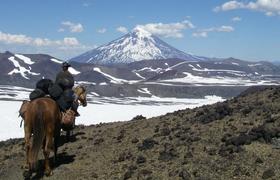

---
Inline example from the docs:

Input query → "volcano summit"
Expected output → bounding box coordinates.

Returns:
[70,27,208,64]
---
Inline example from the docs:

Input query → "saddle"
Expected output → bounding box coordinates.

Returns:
[19,100,30,127]
[19,100,30,118]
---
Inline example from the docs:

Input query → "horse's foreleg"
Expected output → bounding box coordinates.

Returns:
[66,130,70,141]
[43,134,53,176]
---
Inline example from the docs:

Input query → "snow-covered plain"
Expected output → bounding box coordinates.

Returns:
[0,90,225,141]
[161,72,279,86]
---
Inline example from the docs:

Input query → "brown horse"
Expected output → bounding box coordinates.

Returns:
[64,86,87,139]
[23,97,61,178]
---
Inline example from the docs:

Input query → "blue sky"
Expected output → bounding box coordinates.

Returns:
[0,0,279,61]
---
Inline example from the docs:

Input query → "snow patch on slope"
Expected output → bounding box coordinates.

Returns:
[93,67,138,84]
[50,58,63,64]
[14,54,34,65]
[136,67,163,73]
[8,56,40,79]
[68,67,80,75]
[137,88,152,95]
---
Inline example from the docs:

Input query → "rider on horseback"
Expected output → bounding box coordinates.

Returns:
[55,62,80,116]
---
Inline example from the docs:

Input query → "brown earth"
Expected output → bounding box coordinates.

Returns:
[1,86,280,179]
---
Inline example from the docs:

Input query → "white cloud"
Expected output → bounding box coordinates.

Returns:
[97,28,107,33]
[232,16,242,21]
[60,21,84,33]
[116,26,128,34]
[33,38,52,46]
[214,1,245,12]
[0,31,82,47]
[62,37,80,46]
[214,0,280,16]
[134,20,195,38]
[216,26,235,32]
[192,25,234,38]
[58,28,65,32]
[0,31,32,44]
[192,32,208,38]
[265,11,275,16]
[58,44,94,50]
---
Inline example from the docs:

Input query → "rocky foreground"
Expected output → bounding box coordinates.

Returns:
[1,86,280,179]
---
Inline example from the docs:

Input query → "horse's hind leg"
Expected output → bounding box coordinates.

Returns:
[43,133,54,176]
[54,129,60,164]
[23,125,32,178]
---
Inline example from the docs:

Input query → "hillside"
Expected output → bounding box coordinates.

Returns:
[1,86,280,179]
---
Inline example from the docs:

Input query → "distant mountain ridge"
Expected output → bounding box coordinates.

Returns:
[1,51,280,99]
[69,27,209,64]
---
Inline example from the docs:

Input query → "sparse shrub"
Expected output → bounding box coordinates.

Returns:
[132,115,146,121]
[195,103,232,124]
[138,138,158,150]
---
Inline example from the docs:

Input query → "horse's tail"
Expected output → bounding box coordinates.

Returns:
[29,104,45,170]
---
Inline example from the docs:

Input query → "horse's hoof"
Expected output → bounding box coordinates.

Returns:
[23,170,31,179]
[45,169,53,176]
[21,164,29,170]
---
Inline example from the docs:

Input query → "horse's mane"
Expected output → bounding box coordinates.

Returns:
[74,85,86,94]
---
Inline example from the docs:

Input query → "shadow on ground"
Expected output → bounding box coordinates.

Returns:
[30,152,75,180]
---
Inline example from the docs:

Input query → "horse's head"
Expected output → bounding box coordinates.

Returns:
[74,86,87,107]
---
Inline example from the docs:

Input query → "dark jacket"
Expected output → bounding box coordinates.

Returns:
[55,70,74,90]
[55,70,75,111]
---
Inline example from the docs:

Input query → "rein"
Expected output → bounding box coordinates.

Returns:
[20,119,24,128]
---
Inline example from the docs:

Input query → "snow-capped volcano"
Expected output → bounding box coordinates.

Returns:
[70,27,208,64]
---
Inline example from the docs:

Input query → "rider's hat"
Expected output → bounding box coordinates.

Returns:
[62,62,71,68]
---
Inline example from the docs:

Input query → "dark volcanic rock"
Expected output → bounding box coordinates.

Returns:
[160,127,171,136]
[94,137,104,145]
[131,137,139,144]
[136,155,146,164]
[117,151,133,162]
[158,143,178,161]
[138,138,158,150]
[255,157,264,164]
[179,168,191,180]
[262,168,275,179]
